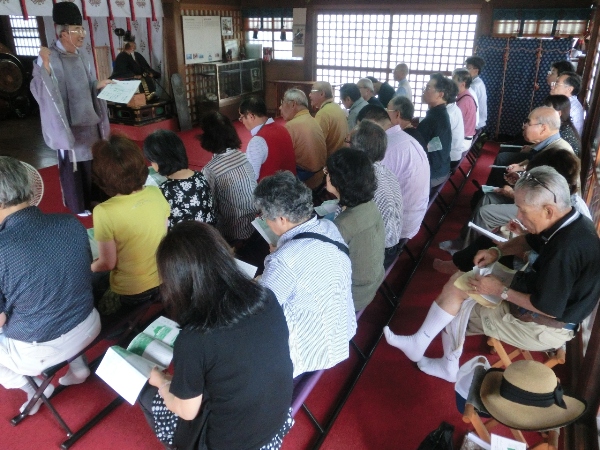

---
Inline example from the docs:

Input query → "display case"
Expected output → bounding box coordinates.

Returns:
[193,59,263,122]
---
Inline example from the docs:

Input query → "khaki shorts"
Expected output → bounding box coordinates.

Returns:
[466,302,574,351]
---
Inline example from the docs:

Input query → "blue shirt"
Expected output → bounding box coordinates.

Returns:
[0,207,94,342]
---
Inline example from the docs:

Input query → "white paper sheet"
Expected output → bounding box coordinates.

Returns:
[97,80,141,104]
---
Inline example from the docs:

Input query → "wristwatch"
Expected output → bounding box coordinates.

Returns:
[500,286,509,300]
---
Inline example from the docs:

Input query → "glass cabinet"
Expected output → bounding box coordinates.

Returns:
[193,59,263,121]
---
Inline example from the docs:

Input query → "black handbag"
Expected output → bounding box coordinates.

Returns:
[416,421,454,450]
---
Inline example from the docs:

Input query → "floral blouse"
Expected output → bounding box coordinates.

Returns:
[160,171,216,230]
[560,122,581,157]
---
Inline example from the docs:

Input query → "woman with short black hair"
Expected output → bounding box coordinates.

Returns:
[143,129,215,230]
[199,112,257,242]
[543,94,581,156]
[140,221,293,450]
[325,148,385,311]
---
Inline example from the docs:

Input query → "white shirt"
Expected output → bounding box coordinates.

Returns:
[382,125,430,239]
[260,216,356,378]
[395,79,412,101]
[470,77,487,129]
[569,96,584,137]
[245,117,275,180]
[446,103,465,161]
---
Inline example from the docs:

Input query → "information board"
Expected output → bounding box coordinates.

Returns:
[182,16,222,65]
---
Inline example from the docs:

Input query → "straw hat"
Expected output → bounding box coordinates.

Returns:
[480,360,586,431]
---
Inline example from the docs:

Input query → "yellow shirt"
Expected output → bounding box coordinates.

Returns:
[314,99,349,157]
[93,186,170,295]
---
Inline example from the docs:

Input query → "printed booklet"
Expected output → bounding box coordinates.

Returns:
[96,316,180,405]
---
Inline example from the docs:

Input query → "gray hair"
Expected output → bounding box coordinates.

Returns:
[314,81,333,98]
[357,78,375,93]
[530,106,561,131]
[514,166,571,210]
[283,88,309,108]
[389,96,415,120]
[351,120,387,162]
[253,171,313,223]
[0,157,33,208]
[452,68,472,89]
[55,24,69,38]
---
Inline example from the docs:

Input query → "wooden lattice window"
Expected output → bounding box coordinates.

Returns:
[315,13,478,118]
[245,17,299,60]
[9,15,42,57]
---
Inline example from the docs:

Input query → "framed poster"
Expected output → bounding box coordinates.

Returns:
[182,16,222,65]
[221,16,233,36]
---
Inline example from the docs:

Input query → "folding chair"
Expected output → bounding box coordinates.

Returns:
[291,370,326,434]
[461,365,559,449]
[487,337,566,369]
[11,300,161,449]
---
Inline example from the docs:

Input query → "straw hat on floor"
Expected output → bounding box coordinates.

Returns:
[480,360,586,431]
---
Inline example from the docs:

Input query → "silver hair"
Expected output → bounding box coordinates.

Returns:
[55,24,69,38]
[283,89,309,108]
[514,166,571,210]
[314,82,333,99]
[351,120,387,162]
[357,78,375,93]
[253,171,313,223]
[0,157,33,208]
[531,106,561,131]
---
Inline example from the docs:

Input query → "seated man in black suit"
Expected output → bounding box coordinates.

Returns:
[111,36,160,101]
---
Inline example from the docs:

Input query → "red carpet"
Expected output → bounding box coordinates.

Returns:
[3,140,560,448]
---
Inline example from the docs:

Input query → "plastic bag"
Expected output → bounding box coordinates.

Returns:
[417,421,454,450]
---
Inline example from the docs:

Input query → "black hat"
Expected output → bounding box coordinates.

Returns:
[53,2,83,26]
[124,30,136,43]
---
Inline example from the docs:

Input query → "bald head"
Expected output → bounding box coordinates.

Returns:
[530,106,561,131]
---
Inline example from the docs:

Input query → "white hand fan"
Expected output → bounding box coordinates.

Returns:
[20,161,44,206]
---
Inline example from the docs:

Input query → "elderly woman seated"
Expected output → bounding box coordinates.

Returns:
[91,135,170,313]
[254,171,356,378]
[198,111,257,243]
[325,148,385,312]
[143,129,216,230]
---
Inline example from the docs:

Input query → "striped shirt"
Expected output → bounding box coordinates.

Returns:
[373,162,404,248]
[260,216,356,378]
[202,149,257,241]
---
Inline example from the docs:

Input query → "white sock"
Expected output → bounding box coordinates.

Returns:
[384,302,455,362]
[19,379,55,415]
[59,356,91,386]
[417,331,462,382]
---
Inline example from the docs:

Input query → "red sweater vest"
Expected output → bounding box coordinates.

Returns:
[256,121,297,180]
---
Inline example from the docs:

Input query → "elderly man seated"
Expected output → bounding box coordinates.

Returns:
[385,166,600,382]
[254,171,356,378]
[0,157,101,414]
[309,81,349,156]
[279,88,327,189]
[486,106,573,188]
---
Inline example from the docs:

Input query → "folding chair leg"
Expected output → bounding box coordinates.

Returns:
[463,404,491,443]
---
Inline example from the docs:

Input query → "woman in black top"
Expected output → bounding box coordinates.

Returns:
[544,94,581,157]
[140,222,293,449]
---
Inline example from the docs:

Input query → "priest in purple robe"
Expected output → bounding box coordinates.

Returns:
[30,2,112,216]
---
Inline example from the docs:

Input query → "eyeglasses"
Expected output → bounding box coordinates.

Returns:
[310,89,321,93]
[522,172,557,203]
[522,119,543,128]
[423,85,437,92]
[238,114,247,122]
[550,81,568,88]
[68,27,86,35]
[386,108,398,113]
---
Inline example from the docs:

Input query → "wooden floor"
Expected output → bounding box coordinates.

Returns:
[1,114,57,169]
